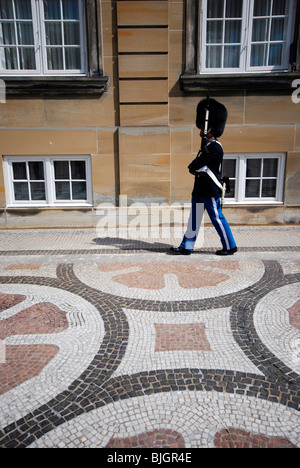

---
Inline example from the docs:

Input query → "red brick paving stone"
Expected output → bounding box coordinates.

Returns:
[0,302,69,339]
[154,323,211,352]
[0,293,26,312]
[0,344,58,395]
[214,428,298,448]
[212,261,239,271]
[97,262,232,290]
[4,264,41,271]
[288,300,300,329]
[97,263,135,272]
[106,429,185,448]
[0,339,5,363]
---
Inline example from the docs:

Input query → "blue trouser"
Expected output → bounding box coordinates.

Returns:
[180,196,237,251]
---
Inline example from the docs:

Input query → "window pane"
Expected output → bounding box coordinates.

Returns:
[19,47,36,69]
[206,45,222,67]
[245,179,260,198]
[251,43,267,66]
[29,161,44,180]
[0,0,14,19]
[63,0,79,19]
[65,47,80,69]
[2,46,18,68]
[13,162,27,179]
[47,47,63,69]
[223,159,236,198]
[56,181,70,199]
[72,181,86,199]
[17,22,34,45]
[54,160,69,179]
[30,182,46,200]
[45,22,62,45]
[253,0,271,16]
[14,182,29,200]
[225,20,242,43]
[224,45,240,67]
[71,160,86,179]
[262,179,277,197]
[263,158,278,177]
[246,159,261,177]
[0,23,16,44]
[207,21,223,43]
[270,18,285,41]
[226,0,243,18]
[225,180,235,198]
[269,43,282,65]
[223,159,236,177]
[64,22,80,45]
[207,0,224,18]
[15,0,32,20]
[43,0,61,20]
[273,0,287,15]
[252,19,270,42]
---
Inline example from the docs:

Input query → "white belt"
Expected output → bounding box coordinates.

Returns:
[196,166,223,190]
[196,166,226,204]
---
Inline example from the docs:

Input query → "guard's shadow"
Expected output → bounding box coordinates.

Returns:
[92,237,172,252]
[92,237,214,255]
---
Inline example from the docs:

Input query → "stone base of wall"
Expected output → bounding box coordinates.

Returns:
[0,204,299,229]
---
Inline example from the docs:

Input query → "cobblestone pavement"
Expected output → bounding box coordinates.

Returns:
[0,226,299,448]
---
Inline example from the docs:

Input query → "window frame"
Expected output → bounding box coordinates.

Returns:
[0,0,41,75]
[38,0,87,76]
[180,0,300,92]
[1,0,109,97]
[3,155,93,207]
[0,0,87,76]
[246,0,295,72]
[223,153,286,204]
[200,0,296,75]
[8,159,47,204]
[200,0,249,74]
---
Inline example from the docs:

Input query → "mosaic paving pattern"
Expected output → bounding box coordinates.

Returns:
[0,250,299,448]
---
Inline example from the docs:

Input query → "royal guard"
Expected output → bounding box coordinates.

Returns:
[170,97,237,256]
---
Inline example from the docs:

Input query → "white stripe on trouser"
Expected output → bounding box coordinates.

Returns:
[180,202,204,251]
[185,202,204,240]
[211,197,230,250]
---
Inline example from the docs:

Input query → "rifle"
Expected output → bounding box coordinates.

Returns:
[201,99,210,151]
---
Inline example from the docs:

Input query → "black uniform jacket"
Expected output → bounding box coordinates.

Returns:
[189,138,223,199]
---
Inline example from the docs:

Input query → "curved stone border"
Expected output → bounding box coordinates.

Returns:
[29,392,300,448]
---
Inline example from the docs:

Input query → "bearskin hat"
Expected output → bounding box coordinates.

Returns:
[196,98,228,137]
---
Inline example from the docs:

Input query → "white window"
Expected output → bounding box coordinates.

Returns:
[3,155,92,206]
[201,0,296,73]
[0,0,86,75]
[223,153,285,203]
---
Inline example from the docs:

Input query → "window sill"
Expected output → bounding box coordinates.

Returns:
[180,71,300,92]
[2,75,110,98]
[223,201,284,206]
[5,204,93,210]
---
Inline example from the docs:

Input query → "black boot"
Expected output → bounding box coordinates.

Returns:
[169,246,192,255]
[216,246,238,256]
